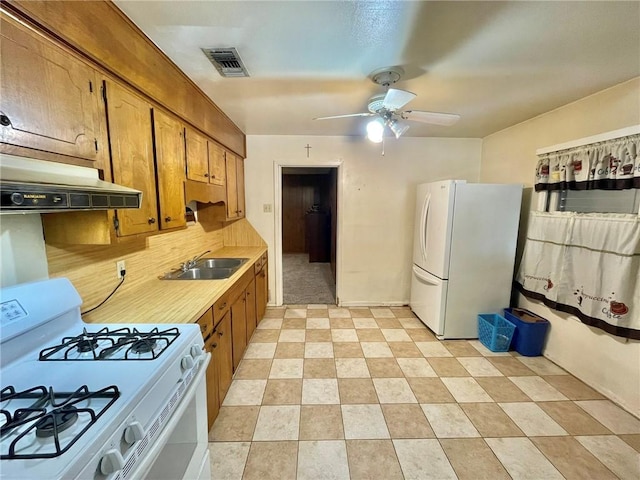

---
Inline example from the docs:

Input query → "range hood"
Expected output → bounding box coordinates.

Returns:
[0,154,141,214]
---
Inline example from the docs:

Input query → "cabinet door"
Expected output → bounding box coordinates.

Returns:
[0,14,106,163]
[208,141,226,187]
[245,277,257,343]
[185,127,209,183]
[256,262,268,322]
[205,334,220,430]
[105,81,158,236]
[215,312,234,403]
[230,293,247,371]
[153,109,186,230]
[236,156,245,218]
[225,152,238,219]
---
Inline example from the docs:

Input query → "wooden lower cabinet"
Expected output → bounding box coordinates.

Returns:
[204,310,233,429]
[256,258,268,323]
[245,277,257,343]
[230,293,247,371]
[201,252,269,427]
[214,312,233,405]
[204,333,220,430]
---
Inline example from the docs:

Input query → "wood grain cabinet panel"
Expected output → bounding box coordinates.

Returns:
[214,312,233,413]
[185,127,209,183]
[105,81,158,236]
[225,153,239,220]
[0,13,107,164]
[207,141,226,187]
[230,293,247,371]
[185,128,226,188]
[236,156,245,218]
[204,332,220,430]
[245,277,257,343]
[256,258,268,322]
[152,109,186,230]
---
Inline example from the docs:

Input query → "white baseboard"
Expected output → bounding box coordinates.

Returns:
[338,301,408,307]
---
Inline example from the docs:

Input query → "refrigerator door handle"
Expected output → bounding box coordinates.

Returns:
[419,193,431,264]
[412,265,441,285]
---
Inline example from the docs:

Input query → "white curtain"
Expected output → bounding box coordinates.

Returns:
[516,211,640,339]
[535,134,640,191]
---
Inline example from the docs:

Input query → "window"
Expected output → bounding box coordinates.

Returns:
[557,189,640,214]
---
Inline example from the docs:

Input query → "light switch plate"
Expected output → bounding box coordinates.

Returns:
[263,204,272,213]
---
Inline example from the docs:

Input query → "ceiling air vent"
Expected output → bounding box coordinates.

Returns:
[202,47,249,78]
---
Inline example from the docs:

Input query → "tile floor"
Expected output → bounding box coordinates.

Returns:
[209,305,640,480]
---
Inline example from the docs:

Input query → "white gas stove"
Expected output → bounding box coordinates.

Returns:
[0,278,211,480]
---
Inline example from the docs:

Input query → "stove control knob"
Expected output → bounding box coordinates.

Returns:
[190,345,203,358]
[181,354,195,370]
[123,421,145,445]
[100,449,125,475]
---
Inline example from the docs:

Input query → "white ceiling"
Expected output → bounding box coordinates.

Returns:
[114,1,639,139]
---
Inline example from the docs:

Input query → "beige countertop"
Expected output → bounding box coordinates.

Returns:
[81,246,267,325]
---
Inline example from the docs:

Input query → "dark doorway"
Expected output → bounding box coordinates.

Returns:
[282,167,337,304]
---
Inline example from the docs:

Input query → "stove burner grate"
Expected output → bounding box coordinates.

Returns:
[0,385,119,460]
[76,339,98,353]
[38,327,180,361]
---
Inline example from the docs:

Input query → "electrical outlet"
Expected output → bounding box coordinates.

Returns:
[116,260,126,279]
[263,203,272,213]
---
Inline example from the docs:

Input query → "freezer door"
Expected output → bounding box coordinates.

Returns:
[410,265,448,336]
[412,180,459,279]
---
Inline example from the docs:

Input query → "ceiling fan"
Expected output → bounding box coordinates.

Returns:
[314,67,460,143]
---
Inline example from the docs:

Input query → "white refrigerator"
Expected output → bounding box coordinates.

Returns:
[410,180,523,339]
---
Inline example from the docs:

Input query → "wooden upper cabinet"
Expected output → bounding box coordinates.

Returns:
[185,127,208,183]
[225,153,239,220]
[105,80,158,236]
[208,141,227,187]
[152,109,186,230]
[0,13,107,165]
[185,128,226,188]
[236,156,245,218]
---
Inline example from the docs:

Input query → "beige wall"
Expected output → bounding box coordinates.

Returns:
[480,77,640,416]
[245,135,482,306]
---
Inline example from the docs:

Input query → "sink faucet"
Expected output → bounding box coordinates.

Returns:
[181,250,211,271]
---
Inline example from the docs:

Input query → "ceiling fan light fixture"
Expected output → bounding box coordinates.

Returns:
[387,119,410,139]
[366,118,384,143]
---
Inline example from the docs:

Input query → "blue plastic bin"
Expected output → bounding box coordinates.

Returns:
[504,308,550,357]
[477,313,515,352]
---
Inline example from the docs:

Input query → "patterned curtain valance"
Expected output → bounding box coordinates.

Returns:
[535,134,640,191]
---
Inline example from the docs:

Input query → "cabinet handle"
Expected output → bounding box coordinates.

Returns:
[165,216,172,222]
[0,115,11,127]
[204,173,209,178]
[212,342,218,349]
[219,302,227,310]
[211,174,216,179]
[148,217,156,224]
[218,331,224,337]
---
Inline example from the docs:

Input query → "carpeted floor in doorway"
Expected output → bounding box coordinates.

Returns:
[283,253,336,304]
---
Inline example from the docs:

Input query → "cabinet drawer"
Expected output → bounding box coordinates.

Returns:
[213,291,232,325]
[262,252,268,264]
[196,307,214,340]
[254,258,263,275]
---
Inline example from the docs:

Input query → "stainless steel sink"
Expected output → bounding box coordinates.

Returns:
[175,268,235,280]
[160,258,248,280]
[196,258,246,269]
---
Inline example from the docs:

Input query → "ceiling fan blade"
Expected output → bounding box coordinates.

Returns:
[402,110,461,126]
[382,88,416,111]
[313,112,374,120]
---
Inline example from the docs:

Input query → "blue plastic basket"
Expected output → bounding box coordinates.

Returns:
[477,313,516,352]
